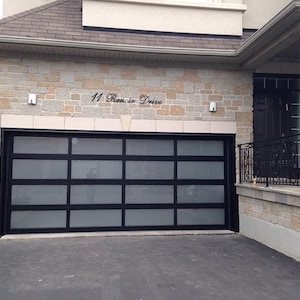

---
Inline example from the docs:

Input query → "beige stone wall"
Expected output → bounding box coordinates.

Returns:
[0,55,253,145]
[237,184,300,260]
[238,186,300,232]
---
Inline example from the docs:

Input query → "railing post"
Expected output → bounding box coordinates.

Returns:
[266,144,269,188]
[239,144,242,184]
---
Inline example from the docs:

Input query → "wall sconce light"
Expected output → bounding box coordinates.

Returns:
[209,101,217,112]
[28,93,37,105]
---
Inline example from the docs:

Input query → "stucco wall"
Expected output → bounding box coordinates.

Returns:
[82,0,246,36]
[243,0,293,29]
[1,0,56,18]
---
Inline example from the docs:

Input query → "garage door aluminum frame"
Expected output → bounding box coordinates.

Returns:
[0,129,237,234]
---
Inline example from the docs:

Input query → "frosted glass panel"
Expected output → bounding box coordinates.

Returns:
[126,139,174,156]
[126,161,174,179]
[70,210,122,227]
[71,185,122,204]
[177,161,224,179]
[177,185,224,203]
[72,138,122,155]
[125,209,174,226]
[11,185,67,205]
[12,160,68,179]
[11,211,66,229]
[14,136,68,154]
[177,209,225,225]
[177,140,223,156]
[72,160,122,179]
[126,185,173,203]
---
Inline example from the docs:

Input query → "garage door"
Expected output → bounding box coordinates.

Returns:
[0,130,236,234]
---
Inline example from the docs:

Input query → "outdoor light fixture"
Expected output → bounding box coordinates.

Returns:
[28,93,37,105]
[209,101,217,112]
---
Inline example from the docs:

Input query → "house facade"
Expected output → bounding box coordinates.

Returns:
[0,0,299,257]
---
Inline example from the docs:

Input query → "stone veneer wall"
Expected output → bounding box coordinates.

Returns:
[237,184,300,261]
[0,55,253,177]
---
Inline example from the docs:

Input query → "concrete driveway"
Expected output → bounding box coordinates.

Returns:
[0,233,299,300]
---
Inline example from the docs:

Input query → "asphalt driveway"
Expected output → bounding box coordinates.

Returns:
[0,233,299,300]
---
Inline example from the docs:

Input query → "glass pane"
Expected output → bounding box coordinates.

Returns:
[126,139,174,156]
[266,78,276,89]
[291,117,300,128]
[126,161,174,179]
[177,140,223,156]
[14,136,68,154]
[72,160,122,179]
[11,185,67,205]
[277,79,288,89]
[72,138,122,155]
[177,161,224,179]
[11,211,66,229]
[125,209,174,226]
[126,185,173,204]
[12,160,68,179]
[254,78,265,91]
[177,185,224,203]
[71,185,122,204]
[70,210,122,227]
[177,209,225,225]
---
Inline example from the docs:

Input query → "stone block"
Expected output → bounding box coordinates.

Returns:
[290,214,300,231]
[42,100,64,112]
[61,71,75,83]
[145,77,161,88]
[210,121,236,134]
[184,82,195,94]
[156,120,183,133]
[170,105,185,116]
[94,118,122,131]
[65,117,94,130]
[33,116,65,129]
[183,121,210,133]
[38,63,50,75]
[236,111,252,122]
[0,98,10,109]
[130,119,156,132]
[1,114,33,128]
[112,103,129,115]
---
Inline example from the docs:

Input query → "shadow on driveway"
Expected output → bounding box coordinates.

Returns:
[0,234,299,300]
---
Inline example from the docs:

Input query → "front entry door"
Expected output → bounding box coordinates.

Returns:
[253,75,300,183]
[253,93,291,142]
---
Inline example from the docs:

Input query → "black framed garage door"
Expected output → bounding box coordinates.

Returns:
[0,130,237,234]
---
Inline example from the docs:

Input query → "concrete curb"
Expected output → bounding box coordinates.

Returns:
[1,230,235,240]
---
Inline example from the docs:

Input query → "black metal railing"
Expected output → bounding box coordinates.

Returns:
[239,134,300,187]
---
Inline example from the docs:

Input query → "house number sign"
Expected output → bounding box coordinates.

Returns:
[91,92,163,105]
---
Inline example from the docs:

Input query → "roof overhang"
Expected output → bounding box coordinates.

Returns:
[238,0,300,69]
[0,0,299,69]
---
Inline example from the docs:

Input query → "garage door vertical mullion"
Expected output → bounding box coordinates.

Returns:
[174,139,178,227]
[4,134,14,235]
[122,138,126,227]
[66,137,72,229]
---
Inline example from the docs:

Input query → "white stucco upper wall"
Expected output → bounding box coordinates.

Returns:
[0,0,2,19]
[243,0,293,29]
[82,0,246,36]
[1,0,56,18]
